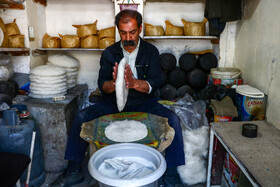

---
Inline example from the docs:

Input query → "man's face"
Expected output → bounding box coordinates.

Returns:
[118,17,142,53]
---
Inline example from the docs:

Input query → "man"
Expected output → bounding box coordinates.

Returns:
[51,9,185,187]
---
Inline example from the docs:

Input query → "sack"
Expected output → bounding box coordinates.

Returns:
[73,20,98,38]
[8,35,24,48]
[0,17,6,33]
[165,20,183,36]
[0,17,8,47]
[81,35,99,48]
[42,33,61,48]
[144,23,164,36]
[98,27,115,40]
[181,18,207,36]
[59,34,80,48]
[1,32,9,48]
[99,37,115,49]
[5,19,20,36]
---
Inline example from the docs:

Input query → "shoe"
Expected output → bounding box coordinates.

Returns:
[163,173,184,187]
[49,169,84,187]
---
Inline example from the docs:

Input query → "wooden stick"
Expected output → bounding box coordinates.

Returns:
[25,132,36,187]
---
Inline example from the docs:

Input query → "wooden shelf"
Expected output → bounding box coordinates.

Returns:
[0,48,30,56]
[0,0,25,9]
[32,48,105,56]
[143,35,219,44]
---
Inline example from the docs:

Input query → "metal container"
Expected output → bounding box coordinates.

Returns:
[88,143,166,187]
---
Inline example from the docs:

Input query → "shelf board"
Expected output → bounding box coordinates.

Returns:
[0,2,25,9]
[143,35,219,44]
[144,35,218,40]
[0,48,30,56]
[32,48,105,55]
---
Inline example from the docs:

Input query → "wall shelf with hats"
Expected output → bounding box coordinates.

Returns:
[0,47,30,56]
[32,48,105,56]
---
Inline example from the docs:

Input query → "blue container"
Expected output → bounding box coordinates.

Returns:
[236,85,266,121]
[0,109,45,187]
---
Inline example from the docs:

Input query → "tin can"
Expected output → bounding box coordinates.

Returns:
[236,85,266,121]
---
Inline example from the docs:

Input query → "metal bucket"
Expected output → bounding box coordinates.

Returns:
[88,143,166,187]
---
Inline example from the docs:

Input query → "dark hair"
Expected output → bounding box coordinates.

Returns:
[115,9,142,28]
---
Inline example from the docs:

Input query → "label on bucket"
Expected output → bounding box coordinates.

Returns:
[236,93,266,121]
[214,115,232,122]
[208,75,243,88]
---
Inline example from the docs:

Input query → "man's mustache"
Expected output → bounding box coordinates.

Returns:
[123,40,136,46]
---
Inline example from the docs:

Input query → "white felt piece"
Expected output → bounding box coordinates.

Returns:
[30,78,67,84]
[66,71,78,77]
[105,120,148,142]
[29,91,66,99]
[65,67,78,72]
[30,74,67,81]
[31,65,66,77]
[68,75,77,80]
[0,66,10,81]
[30,88,67,95]
[177,157,206,185]
[67,79,77,84]
[30,86,67,92]
[30,82,67,88]
[48,54,79,68]
[115,58,128,112]
[181,126,209,157]
[67,83,76,89]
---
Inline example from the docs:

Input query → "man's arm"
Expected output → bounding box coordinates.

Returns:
[102,62,118,93]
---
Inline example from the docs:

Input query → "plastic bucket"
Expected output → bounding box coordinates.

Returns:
[88,143,166,187]
[208,68,242,88]
[235,85,266,121]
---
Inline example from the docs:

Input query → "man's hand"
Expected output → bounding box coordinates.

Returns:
[112,62,118,85]
[124,64,137,89]
[102,62,118,93]
[124,64,150,93]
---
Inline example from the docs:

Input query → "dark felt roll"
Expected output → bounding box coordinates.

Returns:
[168,67,187,88]
[159,53,176,71]
[179,53,196,72]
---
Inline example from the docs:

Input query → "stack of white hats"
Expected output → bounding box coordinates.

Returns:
[29,65,67,98]
[47,54,79,89]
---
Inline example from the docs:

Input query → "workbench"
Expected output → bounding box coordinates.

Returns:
[21,84,88,173]
[207,121,280,187]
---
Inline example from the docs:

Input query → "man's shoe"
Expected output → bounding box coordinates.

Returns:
[49,169,84,187]
[163,173,184,187]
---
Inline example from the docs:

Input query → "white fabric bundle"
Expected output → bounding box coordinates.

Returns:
[177,156,206,185]
[0,53,13,81]
[98,158,155,179]
[47,54,80,89]
[115,58,128,111]
[177,125,209,185]
[29,65,67,98]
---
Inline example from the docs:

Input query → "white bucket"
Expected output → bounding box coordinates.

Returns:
[88,143,166,187]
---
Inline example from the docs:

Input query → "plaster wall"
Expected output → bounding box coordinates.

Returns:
[234,0,280,129]
[26,0,48,69]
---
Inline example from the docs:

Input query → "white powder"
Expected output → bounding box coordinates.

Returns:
[105,120,148,142]
[98,157,156,179]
